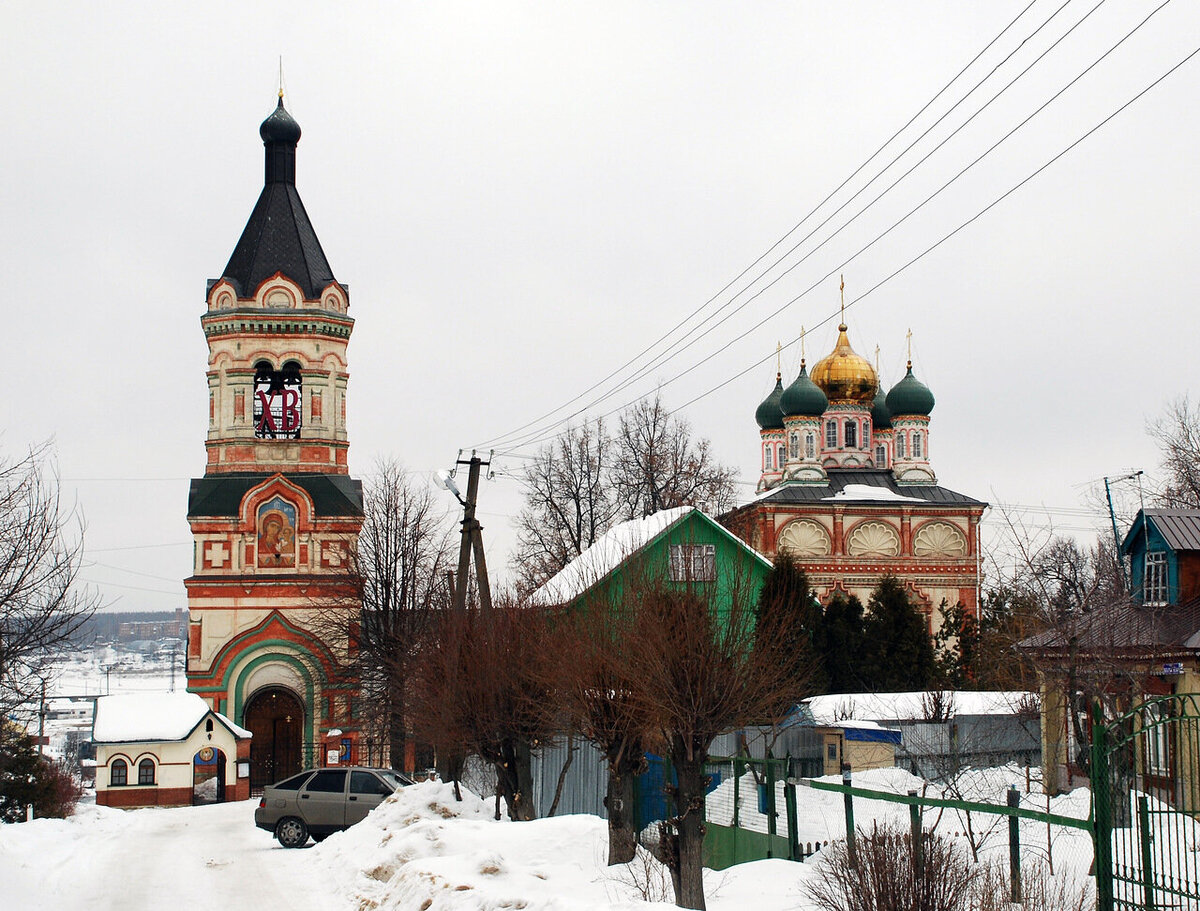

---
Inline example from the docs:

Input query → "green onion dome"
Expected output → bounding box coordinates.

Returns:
[755,374,786,430]
[871,387,892,429]
[886,364,935,417]
[780,363,828,417]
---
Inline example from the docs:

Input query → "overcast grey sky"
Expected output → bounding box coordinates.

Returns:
[2,1,1196,612]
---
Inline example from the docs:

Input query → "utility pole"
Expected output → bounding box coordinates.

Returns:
[37,680,47,757]
[441,451,493,613]
[1104,470,1144,591]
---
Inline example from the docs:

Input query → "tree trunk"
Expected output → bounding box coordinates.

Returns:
[666,749,708,910]
[606,763,639,864]
[387,680,407,772]
[548,733,576,817]
[495,737,538,821]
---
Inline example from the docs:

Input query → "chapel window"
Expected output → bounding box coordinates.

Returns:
[805,433,815,460]
[138,758,156,785]
[825,421,838,449]
[875,445,887,467]
[764,446,773,471]
[110,758,128,787]
[1144,552,1168,606]
[913,431,923,459]
[896,432,907,459]
[844,420,857,449]
[788,433,798,460]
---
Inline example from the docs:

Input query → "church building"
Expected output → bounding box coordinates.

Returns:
[185,96,364,790]
[724,303,986,626]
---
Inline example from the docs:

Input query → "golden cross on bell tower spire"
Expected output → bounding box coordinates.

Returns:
[906,328,913,368]
[775,341,782,380]
[278,57,285,99]
[839,275,846,328]
[800,325,807,365]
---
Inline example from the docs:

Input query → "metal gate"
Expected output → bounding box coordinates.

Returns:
[1092,694,1200,911]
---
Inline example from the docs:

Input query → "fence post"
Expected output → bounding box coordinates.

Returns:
[908,790,923,874]
[733,757,742,829]
[766,755,777,858]
[842,764,856,865]
[1138,795,1155,911]
[1007,785,1022,903]
[1091,700,1114,911]
[785,777,799,862]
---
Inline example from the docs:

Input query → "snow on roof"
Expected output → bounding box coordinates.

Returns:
[92,692,251,743]
[803,691,1038,725]
[821,484,927,503]
[528,507,693,606]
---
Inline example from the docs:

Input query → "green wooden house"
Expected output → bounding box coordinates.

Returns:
[528,506,773,618]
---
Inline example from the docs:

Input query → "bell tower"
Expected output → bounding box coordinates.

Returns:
[186,95,364,789]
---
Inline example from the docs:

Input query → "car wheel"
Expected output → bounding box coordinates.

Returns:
[275,816,309,848]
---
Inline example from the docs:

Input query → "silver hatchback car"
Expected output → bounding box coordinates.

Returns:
[254,766,412,847]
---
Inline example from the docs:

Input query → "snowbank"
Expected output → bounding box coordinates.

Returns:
[310,779,818,910]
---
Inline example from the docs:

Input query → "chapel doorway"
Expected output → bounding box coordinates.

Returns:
[192,747,227,804]
[244,686,304,791]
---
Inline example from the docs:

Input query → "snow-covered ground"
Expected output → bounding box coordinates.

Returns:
[1,776,1101,911]
[0,782,823,911]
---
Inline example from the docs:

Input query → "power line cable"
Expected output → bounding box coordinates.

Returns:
[473,0,1042,450]
[500,29,1198,455]
[487,0,1128,452]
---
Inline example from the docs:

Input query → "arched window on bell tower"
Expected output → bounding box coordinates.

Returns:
[253,360,303,440]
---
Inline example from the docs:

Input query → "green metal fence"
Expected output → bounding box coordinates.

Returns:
[1092,694,1200,911]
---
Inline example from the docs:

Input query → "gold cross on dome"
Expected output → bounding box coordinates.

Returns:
[800,325,806,363]
[906,328,913,367]
[776,341,782,378]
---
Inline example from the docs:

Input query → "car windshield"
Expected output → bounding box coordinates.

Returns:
[377,770,411,789]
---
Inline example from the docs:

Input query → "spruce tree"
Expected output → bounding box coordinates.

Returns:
[814,591,866,694]
[755,551,824,692]
[860,577,936,692]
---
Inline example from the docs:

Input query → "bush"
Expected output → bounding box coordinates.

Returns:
[971,858,1094,911]
[0,730,83,822]
[806,824,1095,911]
[804,824,976,911]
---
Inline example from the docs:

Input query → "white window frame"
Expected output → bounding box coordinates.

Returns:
[1144,701,1170,776]
[875,444,887,467]
[913,431,923,459]
[825,421,838,449]
[895,432,907,459]
[1144,552,1168,605]
[788,432,799,461]
[844,420,857,449]
[669,544,717,582]
[805,433,815,460]
[764,445,773,471]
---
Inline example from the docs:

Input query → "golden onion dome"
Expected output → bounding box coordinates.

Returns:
[810,323,878,403]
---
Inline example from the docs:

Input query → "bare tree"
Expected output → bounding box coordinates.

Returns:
[511,419,619,598]
[612,394,738,520]
[317,459,454,770]
[1148,394,1200,508]
[546,591,647,864]
[410,602,557,821]
[0,442,98,722]
[623,567,814,910]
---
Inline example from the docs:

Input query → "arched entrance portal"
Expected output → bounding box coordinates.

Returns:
[244,686,304,790]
